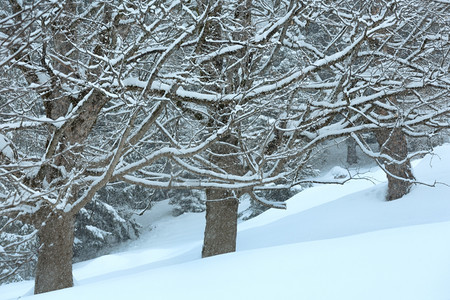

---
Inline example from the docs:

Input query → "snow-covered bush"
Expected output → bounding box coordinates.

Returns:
[168,189,206,217]
[73,197,140,262]
[0,218,37,284]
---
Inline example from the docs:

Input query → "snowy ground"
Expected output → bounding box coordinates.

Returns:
[2,145,450,300]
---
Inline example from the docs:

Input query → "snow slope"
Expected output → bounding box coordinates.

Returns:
[1,145,450,300]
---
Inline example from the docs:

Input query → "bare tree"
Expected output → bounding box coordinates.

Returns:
[0,0,305,291]
[117,0,450,256]
[0,0,232,293]
[0,0,448,294]
[277,0,450,199]
[194,0,255,258]
[349,0,450,199]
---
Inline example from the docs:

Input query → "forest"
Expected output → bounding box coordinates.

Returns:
[0,0,449,296]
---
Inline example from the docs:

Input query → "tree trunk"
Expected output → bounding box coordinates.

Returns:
[202,190,238,258]
[346,138,358,165]
[35,214,74,294]
[376,128,415,200]
[202,132,242,257]
[200,0,251,258]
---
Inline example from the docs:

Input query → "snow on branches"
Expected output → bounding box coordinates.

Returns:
[0,0,448,293]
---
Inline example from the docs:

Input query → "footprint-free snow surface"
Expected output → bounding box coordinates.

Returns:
[2,145,450,300]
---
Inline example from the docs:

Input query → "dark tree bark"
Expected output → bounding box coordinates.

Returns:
[202,190,239,257]
[202,131,243,257]
[346,138,358,165]
[34,214,74,294]
[376,128,415,200]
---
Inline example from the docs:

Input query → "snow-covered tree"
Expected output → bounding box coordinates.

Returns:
[0,0,243,293]
[1,0,449,294]
[0,0,303,292]
[192,0,449,254]
[260,0,450,200]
